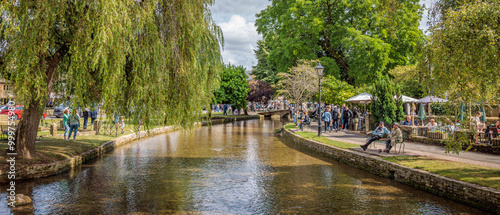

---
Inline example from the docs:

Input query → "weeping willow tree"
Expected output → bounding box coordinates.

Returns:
[0,0,223,158]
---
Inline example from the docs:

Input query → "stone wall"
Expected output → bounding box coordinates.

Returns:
[282,128,500,214]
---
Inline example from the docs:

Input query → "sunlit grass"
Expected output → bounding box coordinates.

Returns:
[285,123,296,130]
[294,131,359,149]
[384,156,500,190]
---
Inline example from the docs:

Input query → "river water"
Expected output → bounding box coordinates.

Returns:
[0,119,488,214]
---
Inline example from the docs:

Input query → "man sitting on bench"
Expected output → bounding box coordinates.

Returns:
[361,121,390,151]
[299,110,311,131]
[383,123,402,153]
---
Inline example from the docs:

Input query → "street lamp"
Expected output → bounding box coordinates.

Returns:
[315,61,324,136]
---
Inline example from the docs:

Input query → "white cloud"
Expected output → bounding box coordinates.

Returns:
[210,0,270,71]
[218,15,261,70]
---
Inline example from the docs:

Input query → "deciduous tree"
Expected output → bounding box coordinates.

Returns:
[255,0,424,86]
[276,60,319,111]
[0,0,223,158]
[247,80,275,103]
[214,64,250,109]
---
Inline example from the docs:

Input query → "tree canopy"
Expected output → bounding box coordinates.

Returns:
[0,0,223,158]
[276,60,319,108]
[255,0,424,86]
[425,0,500,103]
[247,80,275,103]
[214,64,250,109]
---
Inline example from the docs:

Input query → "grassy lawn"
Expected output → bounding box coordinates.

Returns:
[294,131,359,149]
[285,123,296,130]
[384,156,500,190]
[0,135,115,167]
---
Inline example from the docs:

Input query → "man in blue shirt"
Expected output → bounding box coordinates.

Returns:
[361,121,391,151]
[402,115,419,126]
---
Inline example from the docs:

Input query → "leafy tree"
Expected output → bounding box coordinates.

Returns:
[214,64,250,109]
[388,65,426,98]
[247,80,275,103]
[251,40,279,84]
[276,60,319,111]
[426,0,500,104]
[0,0,223,158]
[255,0,424,86]
[370,76,404,126]
[321,76,358,105]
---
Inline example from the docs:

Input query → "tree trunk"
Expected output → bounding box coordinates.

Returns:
[15,99,41,159]
[15,44,68,158]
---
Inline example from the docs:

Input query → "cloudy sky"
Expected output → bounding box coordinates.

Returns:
[210,0,432,72]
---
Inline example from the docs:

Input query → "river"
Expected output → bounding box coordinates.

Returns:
[0,119,487,214]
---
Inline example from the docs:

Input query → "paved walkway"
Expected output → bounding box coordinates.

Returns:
[292,124,500,169]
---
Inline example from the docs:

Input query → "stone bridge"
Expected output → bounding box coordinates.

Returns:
[257,110,290,118]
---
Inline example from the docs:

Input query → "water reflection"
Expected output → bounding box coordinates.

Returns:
[0,119,488,214]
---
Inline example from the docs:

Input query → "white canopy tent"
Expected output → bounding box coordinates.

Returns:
[417,96,448,103]
[345,92,373,111]
[345,92,373,104]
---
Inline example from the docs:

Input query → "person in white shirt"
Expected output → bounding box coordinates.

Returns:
[426,119,438,131]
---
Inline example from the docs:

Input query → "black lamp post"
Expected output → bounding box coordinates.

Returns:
[315,61,324,136]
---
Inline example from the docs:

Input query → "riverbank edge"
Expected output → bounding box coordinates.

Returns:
[2,115,261,183]
[282,127,500,214]
[2,126,177,183]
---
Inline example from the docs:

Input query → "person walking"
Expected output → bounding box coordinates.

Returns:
[331,106,339,131]
[63,109,70,140]
[67,109,81,141]
[83,108,89,130]
[343,106,352,131]
[322,107,332,132]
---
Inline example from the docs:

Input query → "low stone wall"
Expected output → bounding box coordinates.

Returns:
[201,115,260,126]
[282,128,500,214]
[2,126,176,183]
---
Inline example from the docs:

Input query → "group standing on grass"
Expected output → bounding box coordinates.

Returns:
[63,107,99,140]
[63,109,80,141]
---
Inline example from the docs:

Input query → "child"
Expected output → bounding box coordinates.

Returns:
[120,116,125,134]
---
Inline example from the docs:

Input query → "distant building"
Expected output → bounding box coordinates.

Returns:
[0,79,13,104]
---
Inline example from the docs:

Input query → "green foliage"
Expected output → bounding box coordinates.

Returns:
[370,76,404,126]
[255,0,424,86]
[389,65,426,98]
[0,0,223,156]
[426,0,500,103]
[322,76,358,105]
[276,60,319,106]
[251,39,279,84]
[214,64,250,109]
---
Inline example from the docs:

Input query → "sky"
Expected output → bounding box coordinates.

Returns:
[210,0,432,72]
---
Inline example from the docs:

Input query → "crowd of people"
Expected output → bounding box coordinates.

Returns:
[291,103,367,132]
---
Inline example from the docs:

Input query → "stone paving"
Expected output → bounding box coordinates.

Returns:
[293,123,500,169]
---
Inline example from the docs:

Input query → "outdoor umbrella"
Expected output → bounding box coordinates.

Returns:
[345,92,373,103]
[395,95,419,103]
[457,103,465,122]
[417,96,448,103]
[345,92,373,111]
[418,103,427,125]
[480,104,487,122]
